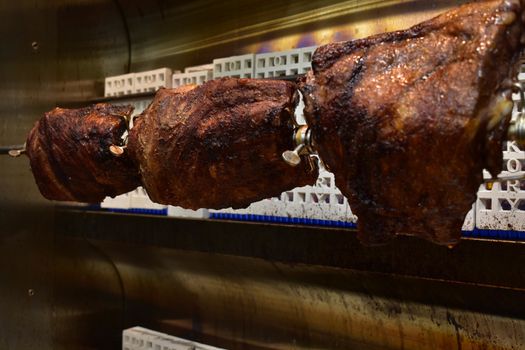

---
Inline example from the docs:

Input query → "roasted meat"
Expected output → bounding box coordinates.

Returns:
[26,104,141,202]
[300,0,524,245]
[127,78,318,209]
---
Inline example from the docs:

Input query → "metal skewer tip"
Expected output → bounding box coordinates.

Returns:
[0,144,26,157]
[8,149,24,157]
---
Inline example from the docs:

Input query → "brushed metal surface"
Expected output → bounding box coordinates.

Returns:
[52,237,124,350]
[0,0,128,349]
[95,241,525,350]
[0,1,57,348]
[120,0,471,72]
[58,210,525,295]
[59,210,525,350]
[56,0,131,102]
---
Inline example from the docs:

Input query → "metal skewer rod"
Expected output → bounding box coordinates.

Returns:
[484,173,525,184]
[0,144,26,157]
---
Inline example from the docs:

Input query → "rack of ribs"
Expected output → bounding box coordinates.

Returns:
[20,0,525,245]
[300,0,524,245]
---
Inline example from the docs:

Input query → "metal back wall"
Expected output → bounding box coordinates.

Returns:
[60,210,525,350]
[0,2,56,348]
[0,0,128,349]
[120,0,470,72]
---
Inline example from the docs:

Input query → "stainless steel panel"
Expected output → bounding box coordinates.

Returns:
[97,243,525,350]
[59,211,525,350]
[0,0,129,349]
[0,1,58,348]
[120,0,471,72]
[52,237,124,350]
[56,0,131,102]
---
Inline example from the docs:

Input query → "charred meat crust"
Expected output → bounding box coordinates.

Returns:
[128,78,318,210]
[301,0,524,245]
[26,104,141,203]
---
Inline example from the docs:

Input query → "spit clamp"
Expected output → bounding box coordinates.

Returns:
[281,106,320,172]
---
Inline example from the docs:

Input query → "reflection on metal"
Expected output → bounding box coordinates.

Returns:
[0,144,26,157]
[52,237,125,350]
[133,0,405,56]
[282,125,315,167]
[0,1,59,348]
[58,210,525,349]
[0,0,129,349]
[125,0,471,71]
[93,241,525,350]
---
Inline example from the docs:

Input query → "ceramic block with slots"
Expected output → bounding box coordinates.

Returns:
[123,327,225,350]
[172,70,213,88]
[254,46,316,78]
[167,206,209,219]
[213,54,255,79]
[104,73,135,97]
[133,68,172,93]
[101,193,131,210]
[210,169,357,227]
[476,141,525,231]
[129,187,167,211]
[472,63,525,233]
[185,63,214,73]
[131,99,152,117]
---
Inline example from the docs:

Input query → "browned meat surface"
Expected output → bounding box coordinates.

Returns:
[128,78,317,209]
[26,104,141,202]
[300,0,524,245]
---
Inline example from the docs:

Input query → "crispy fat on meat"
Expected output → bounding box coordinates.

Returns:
[26,104,141,202]
[128,78,318,209]
[300,0,524,245]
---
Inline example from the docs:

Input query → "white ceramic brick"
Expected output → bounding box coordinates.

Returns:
[213,54,255,79]
[254,46,316,78]
[168,206,210,219]
[187,70,213,85]
[123,327,225,350]
[185,64,214,73]
[295,91,306,125]
[476,142,525,230]
[210,168,357,224]
[105,73,135,97]
[474,67,525,232]
[172,70,213,88]
[101,193,131,210]
[134,68,173,93]
[130,187,167,211]
[171,72,185,89]
[462,206,475,231]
